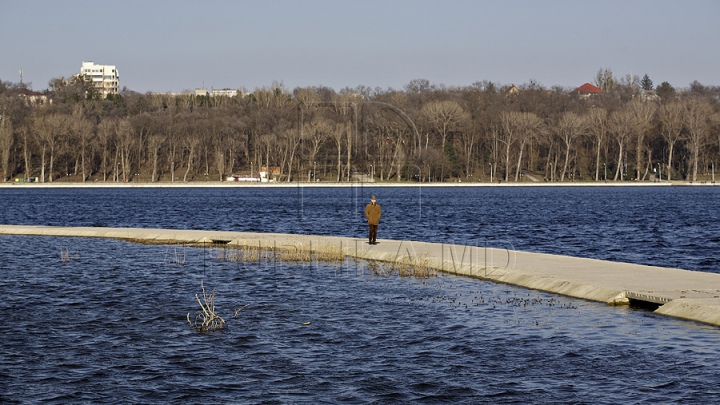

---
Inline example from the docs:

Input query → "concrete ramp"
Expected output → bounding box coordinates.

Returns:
[3,224,720,327]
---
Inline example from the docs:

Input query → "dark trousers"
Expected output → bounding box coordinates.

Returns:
[368,224,378,243]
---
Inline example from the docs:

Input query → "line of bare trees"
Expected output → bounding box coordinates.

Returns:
[1,76,719,184]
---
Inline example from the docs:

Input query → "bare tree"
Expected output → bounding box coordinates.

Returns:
[183,134,200,182]
[96,118,116,182]
[498,111,518,182]
[0,112,14,182]
[421,100,468,181]
[210,116,231,181]
[19,124,32,180]
[556,112,588,181]
[628,100,657,180]
[131,113,153,179]
[226,118,247,176]
[658,100,685,180]
[684,98,713,182]
[214,146,225,181]
[7,75,720,187]
[586,108,608,181]
[392,129,408,182]
[419,146,442,181]
[33,113,52,182]
[281,127,303,182]
[332,92,360,181]
[199,124,213,177]
[115,118,134,181]
[372,121,409,181]
[515,112,544,181]
[69,106,94,182]
[253,81,292,108]
[256,133,275,180]
[344,120,355,182]
[594,68,617,92]
[164,113,182,182]
[458,120,479,178]
[608,109,634,180]
[498,111,522,182]
[294,87,322,109]
[368,121,390,181]
[304,118,331,177]
[147,133,164,182]
[330,123,345,181]
[42,114,66,182]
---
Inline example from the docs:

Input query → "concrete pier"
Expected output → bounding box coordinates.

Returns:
[2,224,720,327]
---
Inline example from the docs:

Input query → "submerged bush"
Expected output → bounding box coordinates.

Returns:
[187,280,225,332]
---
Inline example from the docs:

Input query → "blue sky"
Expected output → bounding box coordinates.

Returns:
[1,0,718,93]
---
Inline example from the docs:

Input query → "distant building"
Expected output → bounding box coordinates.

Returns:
[260,166,280,182]
[17,89,51,105]
[571,83,604,98]
[211,88,241,97]
[79,61,120,97]
[638,89,660,102]
[195,88,242,97]
[505,84,550,97]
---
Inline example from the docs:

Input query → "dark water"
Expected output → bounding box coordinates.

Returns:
[2,186,720,403]
[1,186,719,272]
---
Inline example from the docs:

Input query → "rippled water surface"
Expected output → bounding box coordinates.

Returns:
[2,186,720,271]
[2,186,720,403]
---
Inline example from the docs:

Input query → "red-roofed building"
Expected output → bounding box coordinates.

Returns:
[571,83,604,98]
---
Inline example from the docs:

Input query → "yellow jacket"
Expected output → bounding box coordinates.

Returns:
[365,203,381,225]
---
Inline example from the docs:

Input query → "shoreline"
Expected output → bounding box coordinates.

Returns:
[1,180,715,188]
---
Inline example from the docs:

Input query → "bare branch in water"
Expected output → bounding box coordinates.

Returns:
[234,304,250,318]
[187,280,226,332]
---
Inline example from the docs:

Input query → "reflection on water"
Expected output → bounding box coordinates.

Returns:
[1,235,720,403]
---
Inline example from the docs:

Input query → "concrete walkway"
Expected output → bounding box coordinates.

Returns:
[2,224,720,327]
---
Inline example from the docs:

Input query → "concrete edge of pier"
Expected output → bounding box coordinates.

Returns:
[3,224,720,327]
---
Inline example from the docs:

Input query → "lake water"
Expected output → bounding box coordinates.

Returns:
[1,186,720,402]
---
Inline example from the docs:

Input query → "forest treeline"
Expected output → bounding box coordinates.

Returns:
[0,73,719,184]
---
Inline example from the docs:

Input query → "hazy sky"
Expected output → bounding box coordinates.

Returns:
[1,0,718,93]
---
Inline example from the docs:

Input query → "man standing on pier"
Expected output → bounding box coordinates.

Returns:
[365,195,381,245]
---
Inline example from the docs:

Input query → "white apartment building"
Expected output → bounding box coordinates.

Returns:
[80,61,119,97]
